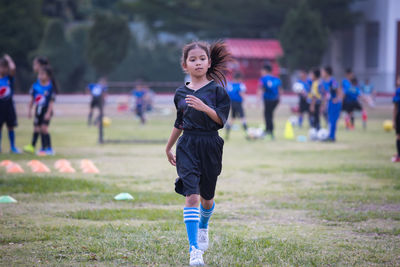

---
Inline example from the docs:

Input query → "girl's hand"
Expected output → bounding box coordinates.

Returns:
[28,110,32,119]
[166,149,176,166]
[185,95,208,112]
[310,105,315,113]
[44,112,51,121]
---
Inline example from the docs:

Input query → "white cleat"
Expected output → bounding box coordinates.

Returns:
[189,246,204,266]
[198,228,209,251]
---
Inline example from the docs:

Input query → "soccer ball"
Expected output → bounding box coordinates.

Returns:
[247,127,264,140]
[308,128,318,141]
[292,82,305,94]
[383,120,393,132]
[317,128,329,141]
[102,116,112,127]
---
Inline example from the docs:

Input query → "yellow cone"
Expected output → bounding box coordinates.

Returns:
[284,120,295,140]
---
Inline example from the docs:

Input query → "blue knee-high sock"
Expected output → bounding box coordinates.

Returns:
[298,115,303,128]
[199,202,215,229]
[8,130,15,149]
[184,207,199,251]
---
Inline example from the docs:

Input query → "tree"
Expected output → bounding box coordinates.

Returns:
[0,0,44,90]
[35,19,80,92]
[86,13,131,77]
[119,0,296,38]
[279,0,328,70]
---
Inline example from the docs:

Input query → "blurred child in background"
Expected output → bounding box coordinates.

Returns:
[87,77,107,126]
[322,66,342,142]
[295,69,311,128]
[0,54,20,154]
[225,72,247,139]
[342,77,363,129]
[392,74,400,163]
[361,78,375,108]
[258,64,281,139]
[24,56,50,153]
[28,65,57,155]
[132,80,148,124]
[309,68,324,130]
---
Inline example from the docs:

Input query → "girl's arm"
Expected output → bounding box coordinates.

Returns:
[28,97,34,119]
[4,54,16,76]
[185,95,223,125]
[45,100,54,120]
[165,127,182,166]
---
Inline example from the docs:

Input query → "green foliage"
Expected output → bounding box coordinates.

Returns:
[35,19,81,92]
[109,40,182,83]
[0,0,44,90]
[279,0,328,70]
[87,13,131,77]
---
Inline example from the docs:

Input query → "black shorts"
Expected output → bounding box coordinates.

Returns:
[175,130,224,200]
[299,96,309,113]
[342,101,362,113]
[396,112,400,135]
[90,97,102,109]
[34,106,52,126]
[231,101,244,118]
[0,100,18,128]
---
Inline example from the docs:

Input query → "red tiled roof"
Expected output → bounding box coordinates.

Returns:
[225,38,284,59]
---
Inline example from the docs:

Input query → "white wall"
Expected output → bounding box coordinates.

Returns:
[324,0,400,92]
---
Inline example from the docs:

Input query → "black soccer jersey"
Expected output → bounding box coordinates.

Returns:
[173,81,230,131]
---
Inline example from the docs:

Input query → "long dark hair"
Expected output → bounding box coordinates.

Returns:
[41,65,59,93]
[181,40,233,87]
[34,56,49,67]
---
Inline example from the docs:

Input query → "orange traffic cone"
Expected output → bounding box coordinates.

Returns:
[1,160,13,167]
[82,166,99,174]
[59,165,76,173]
[6,163,24,173]
[27,160,41,167]
[32,163,51,173]
[54,159,71,169]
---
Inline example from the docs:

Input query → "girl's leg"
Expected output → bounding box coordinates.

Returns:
[32,126,40,147]
[41,125,49,150]
[6,126,16,150]
[184,194,200,251]
[199,197,215,229]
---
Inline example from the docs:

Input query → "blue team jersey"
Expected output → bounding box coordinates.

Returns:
[393,87,400,105]
[361,84,374,95]
[132,90,146,105]
[323,78,339,100]
[226,82,246,103]
[30,80,54,108]
[342,79,351,92]
[344,85,360,102]
[0,75,14,102]
[298,79,311,93]
[88,83,107,97]
[260,75,281,100]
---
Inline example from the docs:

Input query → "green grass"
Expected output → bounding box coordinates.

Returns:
[66,208,181,221]
[0,102,399,266]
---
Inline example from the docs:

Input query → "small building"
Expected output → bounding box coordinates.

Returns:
[226,38,284,94]
[323,0,400,93]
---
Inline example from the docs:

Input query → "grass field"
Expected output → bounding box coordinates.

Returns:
[1,102,399,266]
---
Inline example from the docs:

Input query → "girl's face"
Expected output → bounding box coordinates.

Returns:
[321,69,328,79]
[0,65,8,76]
[38,69,50,84]
[183,47,210,78]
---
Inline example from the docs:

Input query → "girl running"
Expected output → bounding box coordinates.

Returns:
[28,65,57,155]
[24,56,50,153]
[165,41,231,266]
[0,54,20,154]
